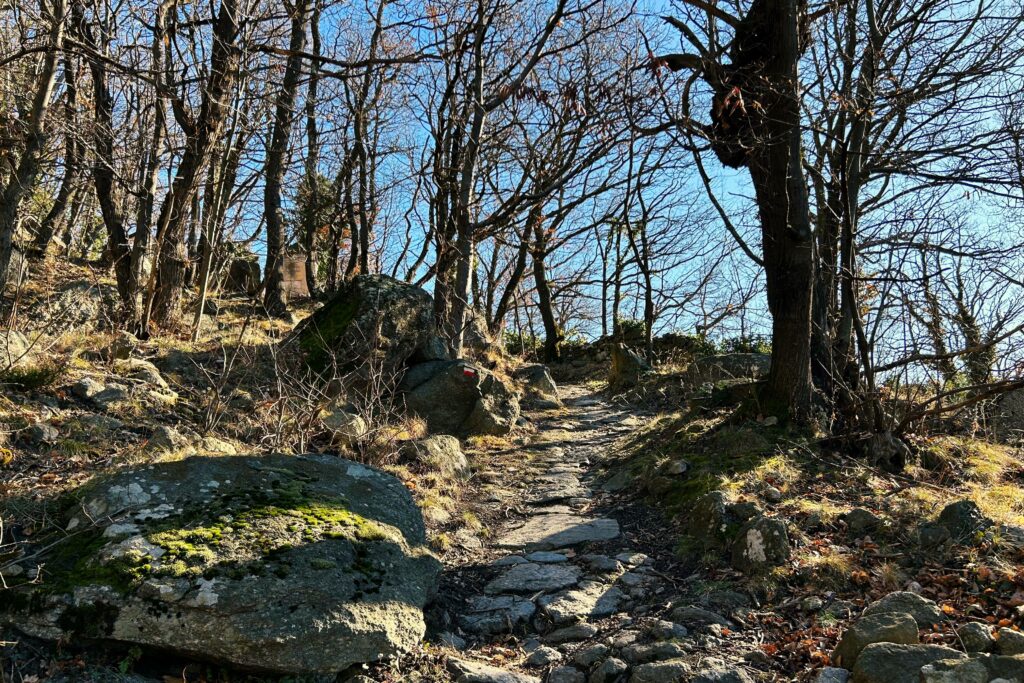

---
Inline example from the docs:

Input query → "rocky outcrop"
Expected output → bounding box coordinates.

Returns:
[402,360,520,436]
[2,454,441,675]
[992,387,1024,443]
[291,274,435,377]
[26,280,118,332]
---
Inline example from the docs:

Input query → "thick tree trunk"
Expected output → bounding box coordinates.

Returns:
[532,220,561,362]
[263,0,311,316]
[146,0,240,329]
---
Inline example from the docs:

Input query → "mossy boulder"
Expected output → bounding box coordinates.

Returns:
[2,454,441,675]
[291,274,435,377]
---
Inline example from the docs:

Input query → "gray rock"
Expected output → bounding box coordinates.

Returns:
[685,353,770,384]
[647,620,688,641]
[936,500,993,542]
[957,622,994,653]
[992,387,1024,443]
[0,330,35,369]
[831,612,919,669]
[544,623,600,643]
[589,657,628,683]
[402,360,521,436]
[526,646,563,667]
[71,377,106,400]
[322,409,368,446]
[497,514,620,551]
[547,667,586,683]
[448,658,540,683]
[146,425,194,454]
[291,274,435,377]
[692,669,753,683]
[3,454,441,675]
[851,644,965,683]
[730,517,790,574]
[515,364,559,401]
[814,668,850,683]
[460,594,536,634]
[537,580,630,625]
[526,551,570,564]
[628,659,690,682]
[493,555,530,566]
[28,422,59,444]
[862,592,945,628]
[399,435,469,477]
[574,644,610,667]
[843,508,881,537]
[484,563,582,595]
[113,359,168,389]
[620,642,689,664]
[996,627,1024,655]
[686,492,761,549]
[439,631,468,650]
[578,555,623,573]
[919,656,990,683]
[669,606,732,628]
[28,281,116,333]
[608,344,651,390]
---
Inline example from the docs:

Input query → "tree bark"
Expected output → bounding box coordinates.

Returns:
[32,54,79,257]
[145,0,241,329]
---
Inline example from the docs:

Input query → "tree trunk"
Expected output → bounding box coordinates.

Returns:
[532,220,561,362]
[263,0,311,317]
[145,0,241,329]
[32,54,79,256]
[302,0,322,297]
[0,0,66,289]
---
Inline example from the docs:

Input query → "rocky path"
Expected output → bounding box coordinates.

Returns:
[435,386,760,683]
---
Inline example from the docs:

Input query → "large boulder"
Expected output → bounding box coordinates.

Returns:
[224,258,261,295]
[1,330,35,369]
[399,435,470,477]
[684,353,770,384]
[831,613,919,669]
[292,274,435,377]
[2,454,441,675]
[514,364,560,403]
[608,343,651,390]
[402,360,520,436]
[26,280,118,332]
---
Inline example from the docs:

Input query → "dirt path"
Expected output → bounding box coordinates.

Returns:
[434,386,764,683]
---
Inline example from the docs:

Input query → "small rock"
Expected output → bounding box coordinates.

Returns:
[957,622,994,653]
[579,555,622,573]
[619,642,688,664]
[936,500,993,542]
[843,508,881,537]
[862,591,945,628]
[669,606,731,628]
[485,563,581,595]
[525,646,563,667]
[665,460,689,476]
[494,555,530,566]
[647,620,688,641]
[439,631,468,650]
[814,667,850,683]
[449,658,540,683]
[547,667,586,683]
[545,623,599,643]
[614,553,648,567]
[573,644,609,668]
[589,657,628,683]
[629,659,690,683]
[762,486,783,503]
[692,668,754,683]
[70,377,105,400]
[28,423,59,444]
[526,551,569,564]
[200,436,237,455]
[322,409,368,447]
[832,612,919,669]
[147,425,194,453]
[730,516,790,573]
[801,596,825,612]
[460,594,536,635]
[996,627,1024,655]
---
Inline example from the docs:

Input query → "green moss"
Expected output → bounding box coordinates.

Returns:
[297,292,360,369]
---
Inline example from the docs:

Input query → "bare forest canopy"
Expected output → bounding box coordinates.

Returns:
[2,0,1024,424]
